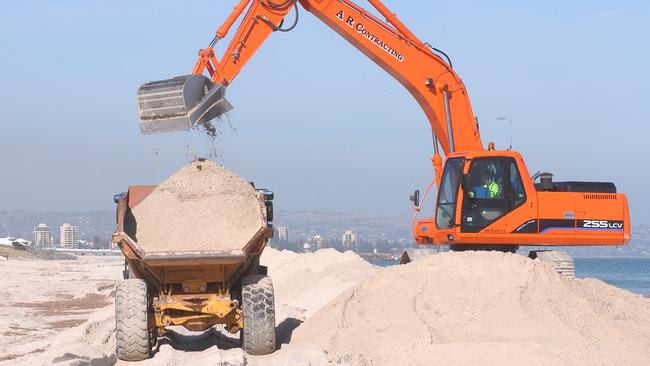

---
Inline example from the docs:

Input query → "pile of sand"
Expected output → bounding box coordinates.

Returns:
[292,251,650,365]
[130,160,265,253]
[261,248,376,318]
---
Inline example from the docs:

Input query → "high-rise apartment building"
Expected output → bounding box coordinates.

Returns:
[60,223,80,248]
[312,235,324,250]
[33,224,52,248]
[277,226,289,243]
[342,230,359,250]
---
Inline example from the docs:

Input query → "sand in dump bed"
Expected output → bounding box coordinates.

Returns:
[130,160,265,253]
[292,251,650,366]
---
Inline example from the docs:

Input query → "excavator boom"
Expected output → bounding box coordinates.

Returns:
[136,0,483,155]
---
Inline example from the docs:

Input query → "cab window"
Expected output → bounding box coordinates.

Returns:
[461,157,527,233]
[435,158,464,229]
[509,161,526,207]
[466,160,504,199]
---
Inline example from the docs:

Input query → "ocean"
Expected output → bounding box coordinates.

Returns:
[575,258,650,295]
[368,257,650,296]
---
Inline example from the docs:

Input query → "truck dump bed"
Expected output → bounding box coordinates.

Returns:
[128,161,267,253]
[112,160,273,290]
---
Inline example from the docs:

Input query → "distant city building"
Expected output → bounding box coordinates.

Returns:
[1,237,31,248]
[312,235,324,250]
[277,226,289,242]
[33,224,53,248]
[303,242,312,253]
[0,237,13,247]
[60,223,80,248]
[342,230,359,250]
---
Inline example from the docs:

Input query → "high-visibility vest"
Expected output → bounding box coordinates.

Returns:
[468,181,501,199]
[486,181,500,198]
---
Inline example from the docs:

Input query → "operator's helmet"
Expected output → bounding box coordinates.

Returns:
[481,164,497,184]
[482,170,494,184]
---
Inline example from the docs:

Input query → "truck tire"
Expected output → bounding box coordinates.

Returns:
[529,250,575,278]
[115,279,151,361]
[241,274,276,355]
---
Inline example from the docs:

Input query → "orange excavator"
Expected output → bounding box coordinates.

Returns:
[136,0,630,273]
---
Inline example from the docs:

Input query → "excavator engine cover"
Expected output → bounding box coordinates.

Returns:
[137,74,233,134]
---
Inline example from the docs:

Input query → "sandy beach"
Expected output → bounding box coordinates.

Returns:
[1,248,649,366]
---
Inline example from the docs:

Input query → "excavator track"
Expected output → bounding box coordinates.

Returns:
[529,250,576,278]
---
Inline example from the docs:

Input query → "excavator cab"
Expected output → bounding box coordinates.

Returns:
[458,156,527,233]
[415,150,629,248]
[136,74,232,134]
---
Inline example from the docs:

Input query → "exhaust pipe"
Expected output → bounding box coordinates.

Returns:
[136,74,233,135]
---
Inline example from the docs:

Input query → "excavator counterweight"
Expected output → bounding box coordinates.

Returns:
[136,74,232,134]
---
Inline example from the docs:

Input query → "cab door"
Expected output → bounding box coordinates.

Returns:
[435,158,465,231]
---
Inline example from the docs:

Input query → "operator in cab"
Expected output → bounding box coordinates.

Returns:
[468,171,501,199]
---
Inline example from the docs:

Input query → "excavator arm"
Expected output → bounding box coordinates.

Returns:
[138,0,483,156]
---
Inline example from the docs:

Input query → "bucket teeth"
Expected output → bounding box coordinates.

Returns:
[136,74,233,134]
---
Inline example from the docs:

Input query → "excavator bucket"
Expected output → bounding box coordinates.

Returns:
[136,74,233,134]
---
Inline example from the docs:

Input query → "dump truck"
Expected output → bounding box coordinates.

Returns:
[111,180,276,361]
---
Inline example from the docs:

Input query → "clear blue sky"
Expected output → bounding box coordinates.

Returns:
[1,0,648,224]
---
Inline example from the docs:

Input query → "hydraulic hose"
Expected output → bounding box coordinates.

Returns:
[276,5,299,32]
[258,0,300,32]
[425,42,453,69]
[260,0,298,9]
